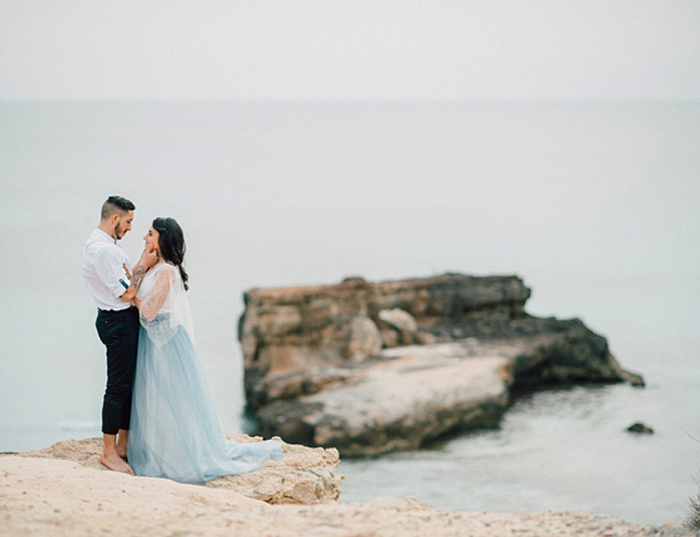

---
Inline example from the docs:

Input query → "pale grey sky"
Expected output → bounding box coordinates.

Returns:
[1,0,699,100]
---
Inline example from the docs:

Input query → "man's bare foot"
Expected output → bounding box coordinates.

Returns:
[116,430,129,461]
[100,451,134,475]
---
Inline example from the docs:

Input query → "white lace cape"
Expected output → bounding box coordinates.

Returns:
[136,261,195,348]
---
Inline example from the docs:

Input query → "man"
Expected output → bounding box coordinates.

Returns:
[83,196,157,474]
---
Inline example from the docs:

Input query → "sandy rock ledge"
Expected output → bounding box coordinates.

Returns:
[1,454,696,537]
[15,433,342,505]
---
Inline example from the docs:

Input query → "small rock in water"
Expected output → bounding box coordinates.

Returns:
[626,422,654,434]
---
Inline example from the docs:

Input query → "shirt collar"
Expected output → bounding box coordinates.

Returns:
[95,228,117,245]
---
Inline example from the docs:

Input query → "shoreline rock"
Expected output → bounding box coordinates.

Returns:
[239,273,644,456]
[1,452,694,537]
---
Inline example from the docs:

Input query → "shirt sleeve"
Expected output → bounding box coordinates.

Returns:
[93,247,130,299]
[140,266,175,321]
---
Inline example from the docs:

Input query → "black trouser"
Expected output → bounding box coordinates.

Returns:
[96,307,140,435]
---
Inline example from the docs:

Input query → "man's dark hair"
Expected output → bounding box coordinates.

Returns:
[101,196,135,220]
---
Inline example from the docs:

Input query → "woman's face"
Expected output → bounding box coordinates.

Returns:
[143,226,161,256]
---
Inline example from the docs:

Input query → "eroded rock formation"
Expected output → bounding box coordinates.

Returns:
[239,274,643,456]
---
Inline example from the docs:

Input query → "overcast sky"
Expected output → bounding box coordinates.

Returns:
[1,0,699,100]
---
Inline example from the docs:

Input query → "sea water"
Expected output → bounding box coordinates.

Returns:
[0,101,698,526]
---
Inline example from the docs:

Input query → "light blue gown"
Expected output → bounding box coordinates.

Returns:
[127,262,282,484]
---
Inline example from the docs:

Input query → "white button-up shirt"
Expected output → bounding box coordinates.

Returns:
[83,228,132,311]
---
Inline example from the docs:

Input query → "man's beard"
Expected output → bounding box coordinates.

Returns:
[114,223,128,240]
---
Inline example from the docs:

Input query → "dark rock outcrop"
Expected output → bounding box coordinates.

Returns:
[239,274,643,456]
[626,422,654,434]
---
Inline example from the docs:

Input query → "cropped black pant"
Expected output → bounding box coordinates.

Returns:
[95,307,140,435]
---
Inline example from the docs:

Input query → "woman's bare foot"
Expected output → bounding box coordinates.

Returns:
[100,451,134,475]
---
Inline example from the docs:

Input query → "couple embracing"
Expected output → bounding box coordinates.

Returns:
[83,196,282,482]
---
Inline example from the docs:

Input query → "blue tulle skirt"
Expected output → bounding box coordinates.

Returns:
[128,324,283,484]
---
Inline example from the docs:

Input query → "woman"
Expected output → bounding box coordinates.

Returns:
[124,217,283,484]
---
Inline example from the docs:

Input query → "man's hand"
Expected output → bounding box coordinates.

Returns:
[120,244,158,302]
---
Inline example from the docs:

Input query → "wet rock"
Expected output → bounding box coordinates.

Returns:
[627,422,654,434]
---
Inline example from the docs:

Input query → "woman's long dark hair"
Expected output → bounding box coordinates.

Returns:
[152,217,189,291]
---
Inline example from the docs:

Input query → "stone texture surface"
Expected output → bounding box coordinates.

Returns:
[240,273,644,456]
[1,455,694,537]
[17,433,342,505]
[256,346,512,455]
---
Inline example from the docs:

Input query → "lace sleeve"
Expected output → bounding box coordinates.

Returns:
[140,266,175,322]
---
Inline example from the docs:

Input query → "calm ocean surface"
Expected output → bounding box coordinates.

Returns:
[1,101,698,526]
